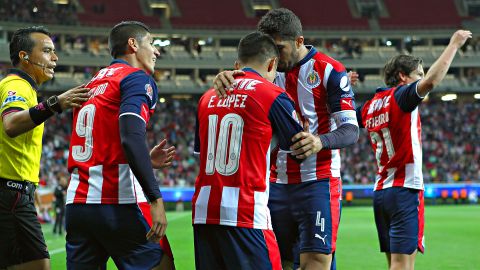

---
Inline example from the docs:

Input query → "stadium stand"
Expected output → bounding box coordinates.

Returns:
[279,0,370,30]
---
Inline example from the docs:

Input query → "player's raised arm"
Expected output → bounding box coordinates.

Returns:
[417,30,472,97]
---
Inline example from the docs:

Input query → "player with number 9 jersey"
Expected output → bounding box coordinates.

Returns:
[66,60,157,204]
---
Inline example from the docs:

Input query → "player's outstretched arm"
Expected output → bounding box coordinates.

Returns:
[213,70,245,98]
[150,139,176,169]
[2,84,90,137]
[417,30,472,97]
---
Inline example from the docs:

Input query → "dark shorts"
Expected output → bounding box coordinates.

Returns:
[269,179,342,259]
[0,181,49,268]
[193,224,282,270]
[65,204,164,270]
[374,187,425,254]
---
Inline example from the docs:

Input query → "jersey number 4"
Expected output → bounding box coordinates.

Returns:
[205,113,244,176]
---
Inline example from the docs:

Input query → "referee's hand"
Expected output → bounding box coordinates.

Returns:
[147,198,168,242]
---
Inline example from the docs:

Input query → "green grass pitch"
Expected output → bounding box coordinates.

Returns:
[44,205,480,269]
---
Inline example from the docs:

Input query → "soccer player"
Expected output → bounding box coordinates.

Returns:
[0,26,89,270]
[193,31,306,270]
[65,21,171,269]
[356,30,472,270]
[214,8,359,270]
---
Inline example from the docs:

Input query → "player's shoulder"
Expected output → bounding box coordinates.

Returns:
[312,51,346,72]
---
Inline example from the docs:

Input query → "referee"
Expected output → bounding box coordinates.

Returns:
[0,26,89,270]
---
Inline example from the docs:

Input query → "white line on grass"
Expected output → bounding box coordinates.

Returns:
[49,211,191,255]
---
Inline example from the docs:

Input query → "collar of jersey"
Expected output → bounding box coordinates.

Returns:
[7,68,39,91]
[241,67,262,77]
[296,45,317,67]
[111,59,131,66]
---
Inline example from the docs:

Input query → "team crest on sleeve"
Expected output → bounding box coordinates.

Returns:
[306,70,321,88]
[145,84,153,100]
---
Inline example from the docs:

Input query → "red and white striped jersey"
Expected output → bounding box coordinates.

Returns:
[359,82,424,191]
[270,46,358,184]
[193,69,303,229]
[66,59,158,204]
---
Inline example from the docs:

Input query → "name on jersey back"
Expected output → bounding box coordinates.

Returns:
[365,96,390,129]
[207,78,262,109]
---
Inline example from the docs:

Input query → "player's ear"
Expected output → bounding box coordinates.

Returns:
[295,36,304,49]
[267,57,277,72]
[127,38,138,52]
[234,60,240,70]
[398,71,408,84]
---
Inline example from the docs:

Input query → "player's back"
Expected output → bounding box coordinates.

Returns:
[360,85,423,190]
[67,62,150,204]
[193,69,297,229]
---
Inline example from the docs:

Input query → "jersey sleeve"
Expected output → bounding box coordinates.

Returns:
[326,68,359,127]
[393,80,423,112]
[356,105,365,128]
[268,92,304,150]
[119,71,158,123]
[194,113,200,155]
[0,80,31,117]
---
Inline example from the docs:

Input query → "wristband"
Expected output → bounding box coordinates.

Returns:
[29,101,54,125]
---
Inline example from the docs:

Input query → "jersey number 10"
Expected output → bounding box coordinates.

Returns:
[205,113,244,176]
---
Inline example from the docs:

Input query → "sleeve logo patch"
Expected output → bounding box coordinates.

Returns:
[306,71,321,88]
[340,76,350,92]
[1,95,27,108]
[145,84,153,100]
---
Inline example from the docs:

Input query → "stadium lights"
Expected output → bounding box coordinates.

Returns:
[198,40,206,46]
[386,40,392,46]
[159,97,166,103]
[53,0,69,4]
[441,94,457,101]
[474,94,480,99]
[153,39,170,47]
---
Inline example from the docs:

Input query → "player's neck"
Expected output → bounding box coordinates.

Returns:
[297,45,309,63]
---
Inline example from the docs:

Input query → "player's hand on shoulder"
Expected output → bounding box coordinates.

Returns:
[58,84,91,110]
[147,198,168,242]
[150,139,176,169]
[213,70,245,99]
[290,120,323,159]
[450,30,472,49]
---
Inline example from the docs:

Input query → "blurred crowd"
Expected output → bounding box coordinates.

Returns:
[39,98,480,188]
[0,0,78,25]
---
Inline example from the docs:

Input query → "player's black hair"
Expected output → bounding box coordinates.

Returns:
[237,31,280,64]
[10,26,51,66]
[257,8,303,40]
[383,55,423,87]
[109,21,150,58]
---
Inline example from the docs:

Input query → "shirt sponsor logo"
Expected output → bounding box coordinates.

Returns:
[340,98,354,110]
[7,181,24,190]
[306,70,321,88]
[145,84,153,100]
[1,95,27,108]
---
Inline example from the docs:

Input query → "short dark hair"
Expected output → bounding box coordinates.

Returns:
[383,55,423,87]
[257,8,302,40]
[109,21,150,58]
[238,31,279,64]
[10,26,51,66]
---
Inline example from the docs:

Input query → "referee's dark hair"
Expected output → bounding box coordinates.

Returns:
[237,31,279,65]
[10,26,51,67]
[109,21,150,58]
